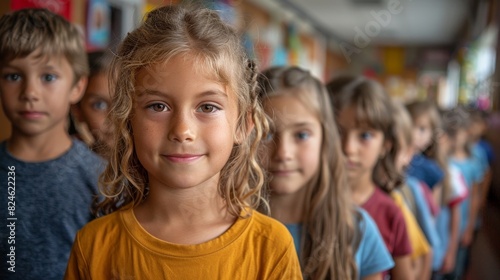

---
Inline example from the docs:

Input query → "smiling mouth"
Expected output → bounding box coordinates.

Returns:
[162,154,203,163]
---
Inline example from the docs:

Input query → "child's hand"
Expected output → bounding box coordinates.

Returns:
[440,251,456,274]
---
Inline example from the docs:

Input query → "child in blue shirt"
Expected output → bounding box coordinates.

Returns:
[260,67,393,279]
[0,8,103,280]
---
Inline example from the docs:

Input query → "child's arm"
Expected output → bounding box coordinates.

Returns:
[392,255,415,280]
[462,182,480,247]
[441,204,460,273]
[431,183,443,213]
[416,248,432,280]
[362,273,383,280]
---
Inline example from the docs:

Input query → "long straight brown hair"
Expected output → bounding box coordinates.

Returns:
[328,76,400,193]
[259,66,358,279]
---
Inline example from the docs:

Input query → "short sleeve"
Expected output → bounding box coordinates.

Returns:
[392,192,430,259]
[268,239,303,279]
[472,156,485,185]
[426,158,445,189]
[356,209,394,278]
[447,165,468,207]
[406,177,440,245]
[390,206,413,257]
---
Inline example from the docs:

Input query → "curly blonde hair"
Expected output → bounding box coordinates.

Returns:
[95,5,269,217]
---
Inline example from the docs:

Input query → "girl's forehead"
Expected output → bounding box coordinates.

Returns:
[339,105,378,130]
[138,58,229,88]
[414,113,432,124]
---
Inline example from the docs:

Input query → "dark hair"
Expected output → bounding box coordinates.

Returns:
[327,76,400,193]
[87,50,114,78]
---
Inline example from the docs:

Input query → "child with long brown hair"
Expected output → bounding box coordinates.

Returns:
[259,66,393,279]
[328,76,413,279]
[64,5,301,279]
[391,101,434,280]
[405,100,445,213]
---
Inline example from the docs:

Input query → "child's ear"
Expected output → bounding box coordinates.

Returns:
[235,111,254,144]
[69,76,88,104]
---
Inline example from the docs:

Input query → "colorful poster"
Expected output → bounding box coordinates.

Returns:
[11,0,72,20]
[87,0,110,50]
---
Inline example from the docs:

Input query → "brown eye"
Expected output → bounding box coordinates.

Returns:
[148,103,167,112]
[198,104,219,113]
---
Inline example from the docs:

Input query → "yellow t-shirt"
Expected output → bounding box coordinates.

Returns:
[391,191,431,259]
[64,208,302,280]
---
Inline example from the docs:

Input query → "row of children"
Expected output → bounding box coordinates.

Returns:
[0,5,492,280]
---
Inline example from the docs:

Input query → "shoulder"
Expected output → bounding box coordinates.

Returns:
[372,188,398,207]
[373,189,405,221]
[76,210,123,246]
[356,207,377,233]
[66,139,106,175]
[71,139,106,165]
[247,210,294,246]
[355,207,394,275]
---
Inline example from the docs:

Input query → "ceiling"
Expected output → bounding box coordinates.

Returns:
[279,0,471,46]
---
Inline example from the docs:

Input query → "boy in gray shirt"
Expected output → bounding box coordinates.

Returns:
[0,8,103,279]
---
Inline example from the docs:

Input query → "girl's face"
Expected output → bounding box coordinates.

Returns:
[263,94,322,196]
[337,105,386,185]
[412,114,433,151]
[75,72,114,148]
[131,54,239,190]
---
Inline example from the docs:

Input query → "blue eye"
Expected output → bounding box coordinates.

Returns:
[197,104,220,113]
[42,74,57,82]
[4,74,21,81]
[91,100,109,111]
[147,103,168,112]
[296,131,310,140]
[360,132,373,140]
[264,132,274,142]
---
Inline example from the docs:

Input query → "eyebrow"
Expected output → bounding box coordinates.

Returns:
[139,88,228,98]
[1,64,59,71]
[290,122,316,129]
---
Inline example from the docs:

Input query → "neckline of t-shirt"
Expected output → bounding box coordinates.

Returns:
[119,207,253,258]
[0,139,76,165]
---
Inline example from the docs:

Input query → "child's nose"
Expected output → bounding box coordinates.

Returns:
[20,80,39,102]
[273,136,293,162]
[342,134,358,156]
[168,112,194,143]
